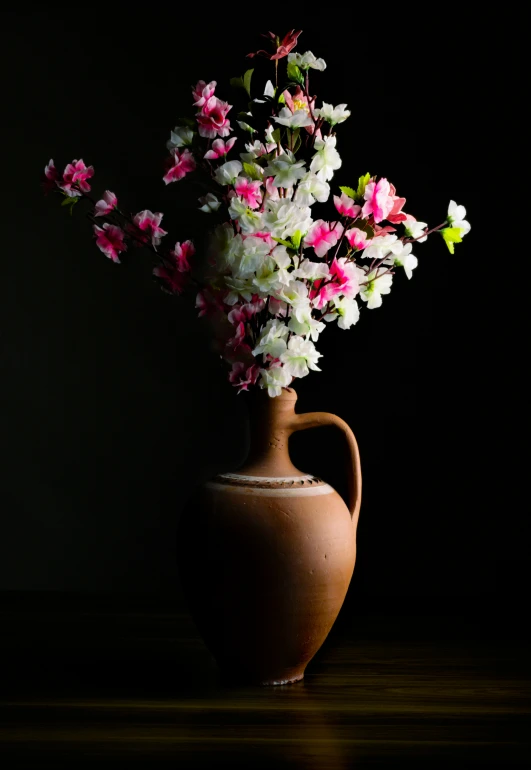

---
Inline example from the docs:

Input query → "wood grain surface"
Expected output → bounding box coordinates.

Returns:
[0,593,529,767]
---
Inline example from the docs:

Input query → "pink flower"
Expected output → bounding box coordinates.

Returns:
[163,148,196,185]
[61,159,94,197]
[334,192,361,219]
[94,190,118,217]
[373,224,396,236]
[204,137,237,160]
[43,159,59,193]
[247,29,302,60]
[169,240,195,272]
[386,183,407,224]
[303,220,344,259]
[131,210,167,247]
[93,223,127,263]
[361,178,394,224]
[345,227,369,251]
[153,263,188,295]
[225,322,249,356]
[282,86,316,133]
[192,80,216,107]
[196,96,232,139]
[228,362,260,393]
[228,296,265,326]
[265,176,280,201]
[310,257,359,308]
[196,289,225,318]
[234,177,262,209]
[251,231,276,248]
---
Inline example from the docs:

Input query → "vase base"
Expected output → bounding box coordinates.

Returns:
[260,672,304,686]
[219,668,305,686]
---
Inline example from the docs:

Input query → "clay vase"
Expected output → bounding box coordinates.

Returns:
[177,386,361,685]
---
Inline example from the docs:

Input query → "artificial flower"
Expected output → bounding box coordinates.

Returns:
[93,223,127,263]
[447,200,471,236]
[198,193,221,213]
[287,51,326,70]
[163,148,196,185]
[94,190,117,217]
[167,126,194,150]
[315,102,350,125]
[280,335,322,377]
[204,137,237,160]
[361,178,394,223]
[310,136,341,181]
[359,269,393,309]
[334,192,361,219]
[196,96,232,139]
[304,220,344,259]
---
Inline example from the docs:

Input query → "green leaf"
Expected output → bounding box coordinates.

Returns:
[356,173,371,200]
[243,68,254,98]
[278,92,286,105]
[441,227,462,254]
[355,220,375,239]
[272,237,292,248]
[339,186,356,199]
[292,132,302,153]
[243,162,262,180]
[291,230,302,249]
[272,128,281,144]
[230,76,244,90]
[287,61,304,85]
[61,196,78,215]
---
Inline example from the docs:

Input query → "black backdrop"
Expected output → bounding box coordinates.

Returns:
[1,9,504,606]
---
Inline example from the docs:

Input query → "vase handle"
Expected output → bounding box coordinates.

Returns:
[291,411,362,526]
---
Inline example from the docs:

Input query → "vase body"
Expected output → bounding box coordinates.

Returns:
[177,387,362,685]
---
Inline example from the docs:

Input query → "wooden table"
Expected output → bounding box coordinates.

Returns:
[1,593,529,767]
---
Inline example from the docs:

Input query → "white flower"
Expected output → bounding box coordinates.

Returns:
[315,102,350,126]
[271,244,292,269]
[228,197,263,234]
[288,305,325,341]
[198,193,221,213]
[263,151,307,188]
[253,257,290,294]
[362,234,399,261]
[264,124,276,145]
[253,80,276,104]
[240,139,275,163]
[224,275,256,304]
[214,160,243,186]
[259,364,292,398]
[274,279,310,310]
[232,236,271,278]
[447,200,471,236]
[263,200,313,239]
[287,51,327,71]
[310,135,341,182]
[275,107,313,129]
[359,270,393,309]
[237,120,256,134]
[291,260,329,281]
[325,296,360,330]
[294,172,330,206]
[167,126,194,150]
[253,318,289,358]
[280,335,322,378]
[207,224,239,269]
[383,241,418,279]
[403,218,428,242]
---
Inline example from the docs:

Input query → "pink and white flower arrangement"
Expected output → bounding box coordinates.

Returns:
[43,31,471,397]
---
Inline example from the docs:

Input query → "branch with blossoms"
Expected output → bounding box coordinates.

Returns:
[43,31,471,398]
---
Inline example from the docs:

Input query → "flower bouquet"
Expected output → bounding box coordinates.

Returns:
[43,29,470,398]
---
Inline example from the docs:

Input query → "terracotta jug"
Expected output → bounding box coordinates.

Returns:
[177,386,361,685]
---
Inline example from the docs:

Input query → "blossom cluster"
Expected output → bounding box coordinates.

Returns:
[43,30,470,397]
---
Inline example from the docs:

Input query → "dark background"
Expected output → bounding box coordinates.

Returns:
[1,10,503,607]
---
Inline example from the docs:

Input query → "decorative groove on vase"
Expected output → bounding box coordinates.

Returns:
[214,472,325,489]
[205,481,334,497]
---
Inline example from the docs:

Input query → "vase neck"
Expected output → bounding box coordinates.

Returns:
[239,388,302,478]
